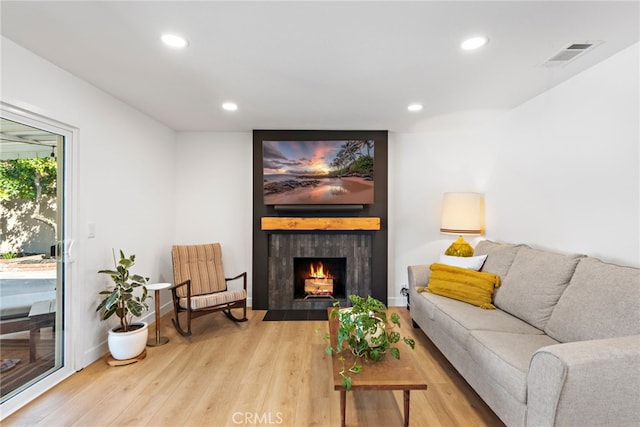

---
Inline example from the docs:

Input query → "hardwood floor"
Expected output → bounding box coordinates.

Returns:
[3,308,504,427]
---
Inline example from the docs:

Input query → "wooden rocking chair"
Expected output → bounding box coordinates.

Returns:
[170,243,248,336]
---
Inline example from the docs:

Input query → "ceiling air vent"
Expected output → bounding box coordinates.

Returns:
[543,41,602,67]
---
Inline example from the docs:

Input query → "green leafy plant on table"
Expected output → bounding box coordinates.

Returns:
[321,294,415,390]
[97,250,150,332]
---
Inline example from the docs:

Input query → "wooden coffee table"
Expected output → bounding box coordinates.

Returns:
[327,308,427,427]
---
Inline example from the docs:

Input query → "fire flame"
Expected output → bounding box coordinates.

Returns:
[309,262,332,279]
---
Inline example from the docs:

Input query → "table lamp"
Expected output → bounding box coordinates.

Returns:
[440,192,484,257]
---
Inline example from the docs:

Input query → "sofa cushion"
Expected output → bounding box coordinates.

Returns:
[467,330,559,403]
[417,292,544,349]
[545,257,640,342]
[438,254,487,271]
[474,240,524,278]
[426,263,501,309]
[494,247,583,330]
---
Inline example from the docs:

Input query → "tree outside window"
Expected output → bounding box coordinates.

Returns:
[0,157,57,257]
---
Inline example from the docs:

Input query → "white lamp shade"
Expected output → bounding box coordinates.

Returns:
[440,192,484,235]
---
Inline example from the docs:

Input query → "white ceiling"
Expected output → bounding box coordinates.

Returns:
[1,1,638,132]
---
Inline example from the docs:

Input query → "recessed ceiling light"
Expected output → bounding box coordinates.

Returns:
[222,102,238,111]
[461,36,489,51]
[408,103,423,112]
[161,34,189,49]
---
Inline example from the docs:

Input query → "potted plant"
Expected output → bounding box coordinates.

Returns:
[97,249,151,360]
[322,294,416,390]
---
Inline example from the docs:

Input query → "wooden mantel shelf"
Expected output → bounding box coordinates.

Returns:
[261,217,380,231]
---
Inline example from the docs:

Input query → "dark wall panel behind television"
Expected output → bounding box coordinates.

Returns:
[252,130,388,309]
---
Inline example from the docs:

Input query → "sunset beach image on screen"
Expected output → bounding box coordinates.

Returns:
[262,140,374,205]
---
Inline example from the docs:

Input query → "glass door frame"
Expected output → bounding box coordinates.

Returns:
[1,102,79,417]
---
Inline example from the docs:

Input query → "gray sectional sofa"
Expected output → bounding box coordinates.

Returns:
[408,240,640,427]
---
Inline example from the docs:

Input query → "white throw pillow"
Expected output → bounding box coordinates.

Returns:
[438,254,488,271]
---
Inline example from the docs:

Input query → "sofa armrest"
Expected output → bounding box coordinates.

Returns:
[527,335,640,427]
[407,264,431,289]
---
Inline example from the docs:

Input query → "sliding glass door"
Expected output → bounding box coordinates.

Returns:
[0,106,76,415]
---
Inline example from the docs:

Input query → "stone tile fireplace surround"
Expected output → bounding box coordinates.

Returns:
[268,233,373,310]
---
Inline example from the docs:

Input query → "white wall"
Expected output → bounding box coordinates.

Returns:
[1,36,177,367]
[391,42,640,303]
[390,128,492,304]
[173,132,254,301]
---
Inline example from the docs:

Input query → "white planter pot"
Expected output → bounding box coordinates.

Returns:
[338,308,386,348]
[363,319,385,348]
[108,322,148,360]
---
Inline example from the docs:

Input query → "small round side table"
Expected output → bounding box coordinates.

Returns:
[146,282,172,346]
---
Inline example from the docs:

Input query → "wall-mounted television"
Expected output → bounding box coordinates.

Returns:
[262,139,374,205]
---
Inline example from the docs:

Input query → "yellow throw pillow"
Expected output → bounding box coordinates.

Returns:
[426,263,501,309]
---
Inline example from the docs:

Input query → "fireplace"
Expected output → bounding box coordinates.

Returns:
[267,233,373,310]
[294,257,346,300]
